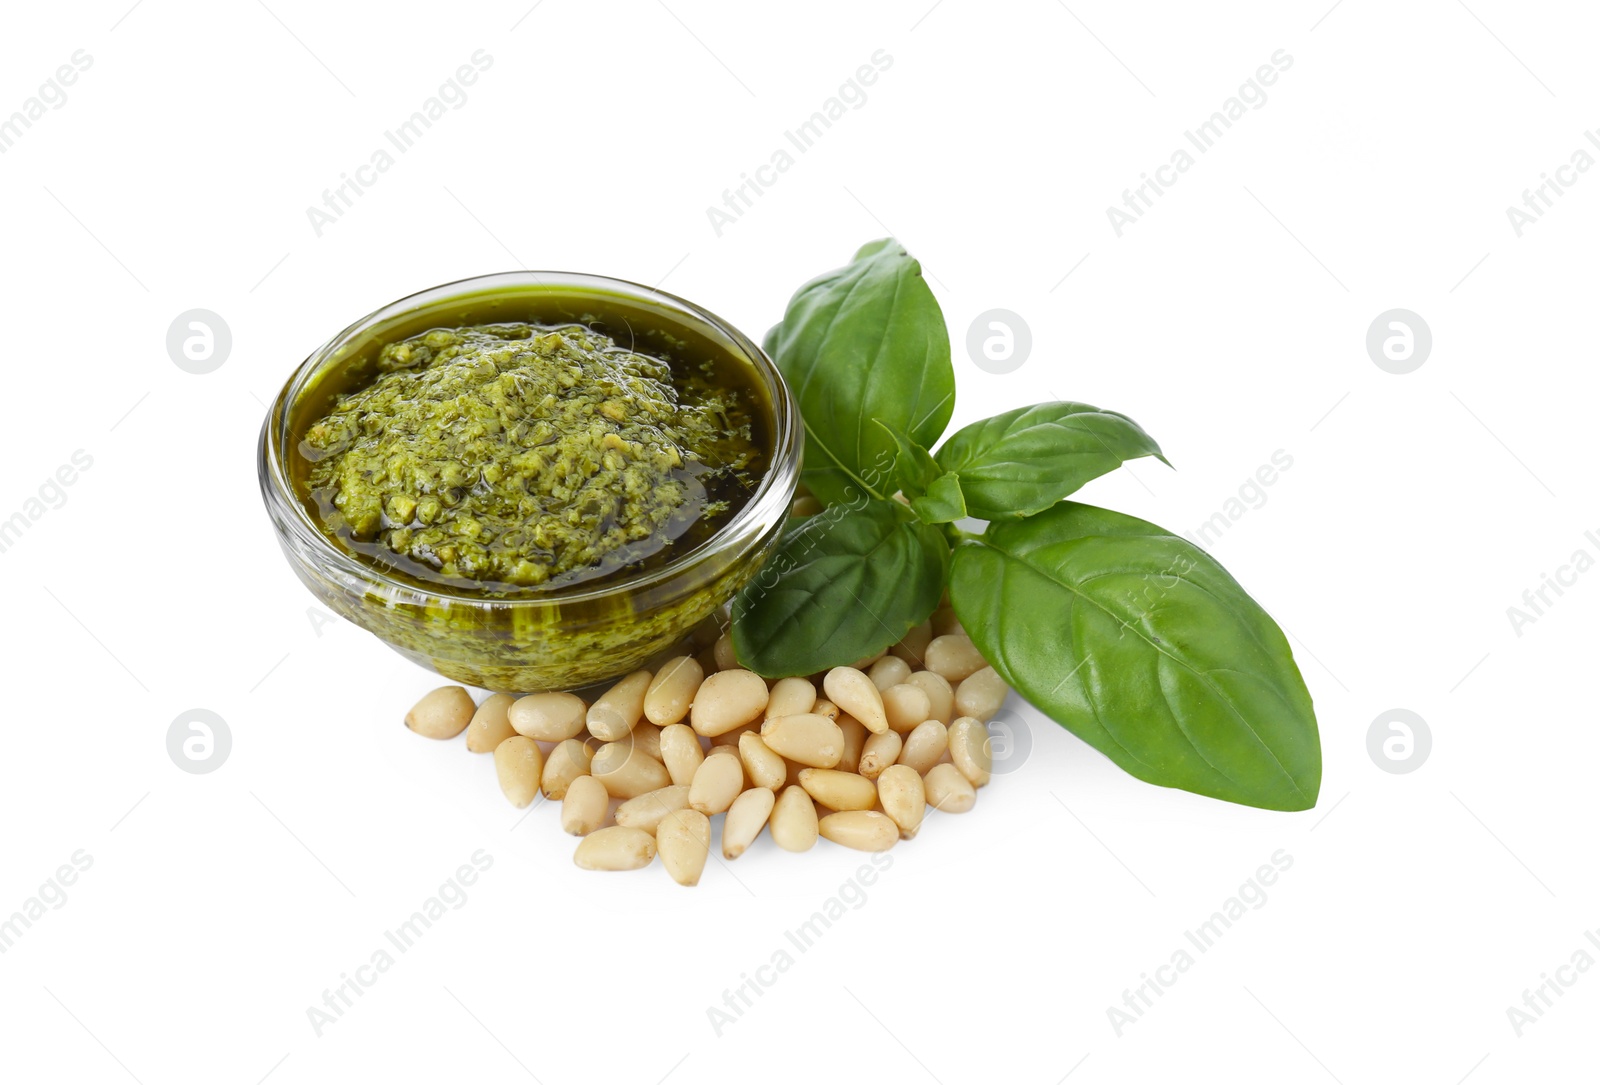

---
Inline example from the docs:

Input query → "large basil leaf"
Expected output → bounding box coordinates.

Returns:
[732,500,948,678]
[934,402,1167,520]
[951,502,1320,811]
[768,240,955,506]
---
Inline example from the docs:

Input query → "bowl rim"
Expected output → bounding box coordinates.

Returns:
[258,269,801,608]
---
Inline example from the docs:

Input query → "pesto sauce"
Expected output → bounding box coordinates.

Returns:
[298,321,763,592]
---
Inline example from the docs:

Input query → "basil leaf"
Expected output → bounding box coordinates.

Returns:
[935,402,1167,520]
[732,500,948,678]
[910,473,966,524]
[951,502,1320,811]
[769,240,955,506]
[873,418,940,500]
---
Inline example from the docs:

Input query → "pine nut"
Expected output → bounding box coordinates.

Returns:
[811,698,841,721]
[508,692,587,741]
[739,733,788,790]
[765,675,818,719]
[798,768,878,811]
[858,730,903,781]
[690,669,770,737]
[877,765,926,838]
[889,621,933,667]
[759,714,844,768]
[561,774,608,835]
[954,666,1008,723]
[926,634,986,683]
[882,682,932,733]
[837,717,867,774]
[405,686,475,739]
[574,826,656,871]
[823,667,888,734]
[656,809,710,886]
[924,763,976,813]
[791,495,824,517]
[868,655,912,691]
[644,655,704,727]
[770,785,819,852]
[493,736,544,808]
[723,787,775,859]
[615,784,692,833]
[713,632,739,671]
[948,717,992,787]
[541,738,594,800]
[587,669,652,741]
[659,723,705,787]
[899,719,949,776]
[464,692,516,752]
[906,670,954,726]
[688,751,745,814]
[590,741,671,799]
[818,810,899,851]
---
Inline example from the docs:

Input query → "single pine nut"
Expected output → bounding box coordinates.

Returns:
[644,655,704,727]
[954,666,1008,723]
[688,751,744,814]
[659,724,705,787]
[574,826,656,871]
[464,692,516,752]
[405,686,475,739]
[899,719,949,776]
[615,784,692,833]
[890,621,933,667]
[882,683,933,733]
[818,810,899,852]
[791,495,824,517]
[759,714,844,768]
[541,738,594,800]
[656,809,711,886]
[838,717,867,774]
[906,670,954,725]
[493,736,544,808]
[877,765,926,838]
[713,632,739,671]
[931,606,964,638]
[739,733,787,790]
[823,667,888,734]
[858,730,903,781]
[561,774,608,835]
[811,698,841,721]
[770,785,819,852]
[508,692,587,741]
[587,669,652,741]
[690,669,770,737]
[924,763,977,813]
[798,768,878,811]
[765,675,818,719]
[948,717,993,787]
[868,655,912,691]
[723,787,776,859]
[590,741,671,799]
[926,634,986,683]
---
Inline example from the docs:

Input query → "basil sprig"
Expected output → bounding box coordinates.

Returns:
[733,240,1321,811]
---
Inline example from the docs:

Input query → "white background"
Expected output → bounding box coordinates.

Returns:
[1,1,1595,1082]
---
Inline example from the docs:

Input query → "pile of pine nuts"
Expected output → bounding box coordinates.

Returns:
[403,615,1009,886]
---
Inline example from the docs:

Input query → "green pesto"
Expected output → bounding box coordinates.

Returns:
[300,322,760,591]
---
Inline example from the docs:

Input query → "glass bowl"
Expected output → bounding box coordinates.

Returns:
[258,271,800,692]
